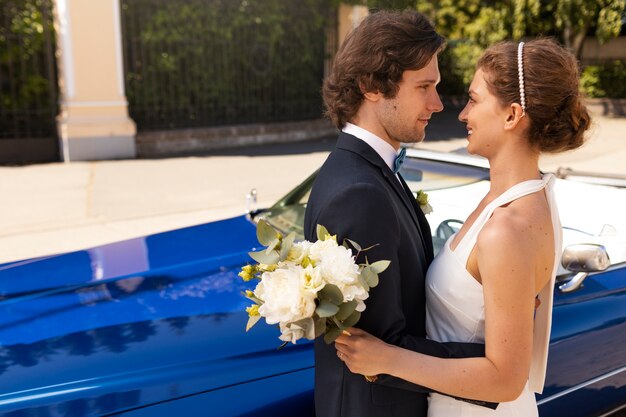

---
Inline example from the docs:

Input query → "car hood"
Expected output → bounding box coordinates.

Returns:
[0,215,313,415]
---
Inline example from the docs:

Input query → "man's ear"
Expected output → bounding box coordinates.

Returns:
[503,103,526,131]
[359,80,381,102]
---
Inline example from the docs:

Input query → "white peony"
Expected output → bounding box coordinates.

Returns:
[254,264,316,325]
[309,239,366,304]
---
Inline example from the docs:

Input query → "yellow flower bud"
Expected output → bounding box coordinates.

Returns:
[246,304,260,317]
[238,265,256,281]
[259,263,277,272]
[245,290,254,298]
[301,256,313,268]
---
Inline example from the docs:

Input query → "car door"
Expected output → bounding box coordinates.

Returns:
[538,264,626,417]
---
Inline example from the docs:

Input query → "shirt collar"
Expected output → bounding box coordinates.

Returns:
[342,123,398,171]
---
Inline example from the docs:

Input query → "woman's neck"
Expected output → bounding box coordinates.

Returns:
[486,147,541,196]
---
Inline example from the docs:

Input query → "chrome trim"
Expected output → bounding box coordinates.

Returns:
[598,403,626,417]
[558,272,590,293]
[556,167,626,188]
[537,365,626,405]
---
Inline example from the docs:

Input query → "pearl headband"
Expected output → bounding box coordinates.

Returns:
[517,42,526,115]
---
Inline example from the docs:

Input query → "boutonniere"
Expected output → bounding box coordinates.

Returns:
[416,190,433,215]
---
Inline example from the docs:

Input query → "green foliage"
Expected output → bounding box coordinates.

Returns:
[0,0,57,136]
[359,0,624,95]
[547,0,625,55]
[437,40,483,96]
[580,60,626,98]
[122,0,331,130]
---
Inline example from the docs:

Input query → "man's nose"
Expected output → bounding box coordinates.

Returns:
[429,92,444,113]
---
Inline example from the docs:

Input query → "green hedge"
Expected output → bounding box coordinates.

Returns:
[580,60,626,98]
[121,0,331,131]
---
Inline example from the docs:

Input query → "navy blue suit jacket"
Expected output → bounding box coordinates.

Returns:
[304,133,488,417]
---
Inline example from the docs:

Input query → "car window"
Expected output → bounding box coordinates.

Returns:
[258,158,490,241]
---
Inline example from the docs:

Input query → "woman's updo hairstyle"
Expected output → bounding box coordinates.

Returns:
[477,38,590,153]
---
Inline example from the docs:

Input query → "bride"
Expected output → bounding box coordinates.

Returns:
[335,38,590,416]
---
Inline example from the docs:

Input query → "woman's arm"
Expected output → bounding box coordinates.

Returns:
[336,213,538,402]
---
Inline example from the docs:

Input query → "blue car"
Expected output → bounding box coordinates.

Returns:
[1,149,625,416]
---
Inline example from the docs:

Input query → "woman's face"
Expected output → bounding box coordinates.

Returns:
[458,68,508,157]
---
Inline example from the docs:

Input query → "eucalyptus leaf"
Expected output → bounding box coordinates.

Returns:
[316,224,330,241]
[246,315,262,332]
[341,310,361,328]
[316,300,340,317]
[361,266,378,288]
[345,238,362,252]
[248,249,280,265]
[318,284,343,305]
[257,219,279,246]
[335,300,358,321]
[280,232,296,261]
[314,317,327,338]
[369,260,391,275]
[242,291,263,304]
[357,274,370,292]
[266,237,280,254]
[324,324,344,344]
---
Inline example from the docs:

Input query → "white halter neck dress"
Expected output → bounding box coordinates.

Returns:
[425,174,562,417]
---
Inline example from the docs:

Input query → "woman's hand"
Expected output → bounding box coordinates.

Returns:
[334,327,394,377]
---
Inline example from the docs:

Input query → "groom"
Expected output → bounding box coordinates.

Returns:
[304,10,489,417]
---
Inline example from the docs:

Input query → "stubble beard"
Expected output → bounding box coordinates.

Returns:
[380,100,426,145]
[385,121,426,145]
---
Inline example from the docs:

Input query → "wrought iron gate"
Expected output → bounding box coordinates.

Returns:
[0,0,59,164]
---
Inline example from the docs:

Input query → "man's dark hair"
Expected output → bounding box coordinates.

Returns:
[323,10,445,129]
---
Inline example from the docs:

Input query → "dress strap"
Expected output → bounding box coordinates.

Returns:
[454,175,553,264]
[452,173,561,394]
[530,174,561,393]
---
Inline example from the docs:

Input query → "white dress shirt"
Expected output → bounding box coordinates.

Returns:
[342,123,402,178]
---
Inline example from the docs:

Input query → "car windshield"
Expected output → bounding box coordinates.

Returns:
[258,156,490,242]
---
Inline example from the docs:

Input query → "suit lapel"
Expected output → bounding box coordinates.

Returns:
[336,133,420,226]
[398,173,434,262]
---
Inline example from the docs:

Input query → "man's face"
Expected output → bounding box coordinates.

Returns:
[375,55,443,148]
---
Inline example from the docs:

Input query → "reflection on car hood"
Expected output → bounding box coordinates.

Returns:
[0,215,313,415]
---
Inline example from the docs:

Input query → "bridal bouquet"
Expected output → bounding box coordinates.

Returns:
[239,220,389,346]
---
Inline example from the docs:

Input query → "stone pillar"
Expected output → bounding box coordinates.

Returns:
[53,0,136,161]
[337,4,369,46]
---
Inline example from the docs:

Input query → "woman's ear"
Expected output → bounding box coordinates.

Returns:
[503,103,526,131]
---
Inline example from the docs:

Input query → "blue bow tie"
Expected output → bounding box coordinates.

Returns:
[393,147,406,174]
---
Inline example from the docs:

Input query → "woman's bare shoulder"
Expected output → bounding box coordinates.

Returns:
[478,195,551,257]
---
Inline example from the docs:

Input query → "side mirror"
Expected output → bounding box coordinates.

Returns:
[561,244,611,273]
[559,244,611,293]
[246,188,257,214]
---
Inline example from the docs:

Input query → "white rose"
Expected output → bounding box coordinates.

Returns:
[302,265,326,295]
[278,318,315,344]
[254,264,316,325]
[286,241,313,263]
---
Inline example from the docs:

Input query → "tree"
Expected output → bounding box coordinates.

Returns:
[548,0,625,58]
[346,0,624,57]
